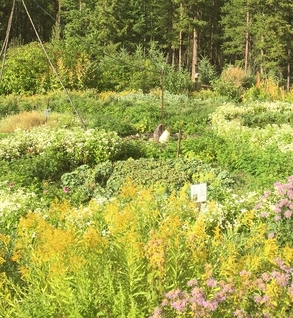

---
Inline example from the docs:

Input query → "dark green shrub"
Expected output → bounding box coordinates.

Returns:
[0,149,71,192]
[106,158,189,195]
[61,165,97,204]
[105,158,234,200]
[212,65,252,102]
[0,42,49,95]
[198,56,217,86]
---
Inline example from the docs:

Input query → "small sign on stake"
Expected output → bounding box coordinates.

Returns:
[191,183,207,202]
[44,108,51,118]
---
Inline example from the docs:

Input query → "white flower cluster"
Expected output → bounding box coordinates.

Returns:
[211,101,293,152]
[199,190,259,230]
[0,185,46,225]
[0,127,122,161]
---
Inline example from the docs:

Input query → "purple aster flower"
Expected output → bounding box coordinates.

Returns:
[254,295,262,303]
[172,299,186,311]
[274,258,284,267]
[274,272,289,286]
[239,270,251,277]
[187,279,198,286]
[165,289,181,300]
[233,309,246,318]
[262,295,270,303]
[207,278,217,288]
[261,272,271,282]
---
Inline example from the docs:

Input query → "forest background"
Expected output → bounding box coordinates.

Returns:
[1,0,293,95]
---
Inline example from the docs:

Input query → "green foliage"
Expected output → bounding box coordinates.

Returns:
[243,78,286,102]
[0,95,19,118]
[106,158,189,195]
[0,41,92,95]
[198,56,218,86]
[212,65,252,102]
[0,41,194,95]
[105,158,234,201]
[0,42,49,95]
[209,101,293,190]
[61,165,97,204]
[57,157,234,205]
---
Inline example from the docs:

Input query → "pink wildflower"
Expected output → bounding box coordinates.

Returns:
[254,295,262,303]
[261,272,271,282]
[268,233,274,239]
[254,202,262,210]
[172,299,186,311]
[239,270,251,277]
[233,309,246,318]
[187,279,198,286]
[284,210,292,218]
[9,182,14,188]
[207,278,217,288]
[274,207,281,213]
[63,187,69,193]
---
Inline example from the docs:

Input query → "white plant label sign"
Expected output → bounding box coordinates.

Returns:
[191,183,207,202]
[44,109,51,117]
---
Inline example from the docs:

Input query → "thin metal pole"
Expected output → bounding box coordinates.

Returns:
[177,129,181,158]
[21,0,87,130]
[0,0,15,82]
[161,67,165,131]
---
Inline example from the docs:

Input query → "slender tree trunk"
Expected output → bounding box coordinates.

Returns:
[178,2,183,70]
[172,51,175,66]
[58,0,61,24]
[244,10,249,74]
[287,49,291,92]
[56,0,61,40]
[167,0,173,65]
[260,34,265,75]
[191,22,199,90]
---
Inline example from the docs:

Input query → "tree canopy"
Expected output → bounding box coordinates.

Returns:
[1,0,293,91]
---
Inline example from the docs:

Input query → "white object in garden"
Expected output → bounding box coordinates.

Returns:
[191,183,207,202]
[159,128,170,143]
[44,109,51,118]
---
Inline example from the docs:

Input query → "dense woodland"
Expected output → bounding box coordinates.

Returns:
[1,0,293,94]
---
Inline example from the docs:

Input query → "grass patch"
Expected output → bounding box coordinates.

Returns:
[0,111,78,133]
